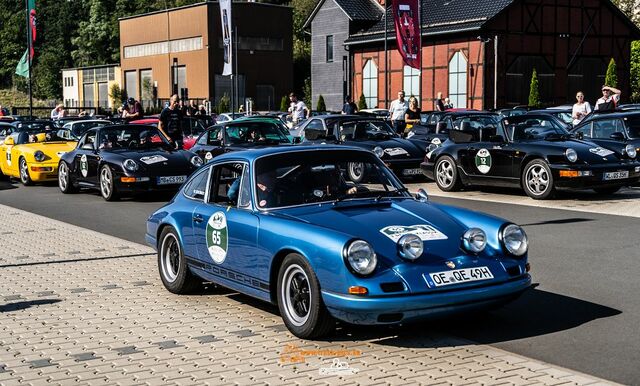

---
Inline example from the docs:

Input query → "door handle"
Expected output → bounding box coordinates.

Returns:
[193,214,204,223]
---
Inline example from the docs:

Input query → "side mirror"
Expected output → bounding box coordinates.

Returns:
[609,132,625,141]
[576,132,584,140]
[489,135,505,143]
[81,143,94,151]
[415,188,429,202]
[4,136,14,145]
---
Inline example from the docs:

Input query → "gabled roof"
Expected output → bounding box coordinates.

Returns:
[346,0,514,45]
[303,0,383,30]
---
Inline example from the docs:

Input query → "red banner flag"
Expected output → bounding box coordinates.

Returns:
[28,0,36,59]
[392,0,421,69]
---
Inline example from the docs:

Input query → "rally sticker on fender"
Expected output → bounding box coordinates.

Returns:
[140,155,168,164]
[589,147,614,157]
[380,225,448,243]
[384,148,409,156]
[80,154,88,177]
[206,211,228,264]
[431,138,441,145]
[475,148,492,174]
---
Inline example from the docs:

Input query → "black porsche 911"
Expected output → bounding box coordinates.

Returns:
[421,113,640,199]
[301,115,426,181]
[406,111,500,151]
[58,124,203,201]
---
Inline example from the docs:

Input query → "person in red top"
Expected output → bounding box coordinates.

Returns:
[125,97,143,120]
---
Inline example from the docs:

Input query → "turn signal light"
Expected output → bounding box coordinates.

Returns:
[559,170,579,177]
[348,286,368,295]
[525,263,531,272]
[120,177,137,183]
[30,166,52,172]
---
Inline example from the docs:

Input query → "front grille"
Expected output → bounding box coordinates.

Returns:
[380,282,405,293]
[506,266,521,277]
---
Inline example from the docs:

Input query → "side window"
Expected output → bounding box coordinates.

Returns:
[592,119,617,139]
[207,128,222,145]
[575,123,593,138]
[238,165,251,208]
[183,168,210,201]
[78,131,96,149]
[306,119,323,130]
[209,162,245,206]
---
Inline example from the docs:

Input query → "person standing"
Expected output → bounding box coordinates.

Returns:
[404,96,421,134]
[435,92,446,111]
[126,97,143,120]
[288,93,309,124]
[572,91,592,125]
[158,94,184,149]
[342,95,358,115]
[50,104,64,120]
[594,85,621,111]
[388,90,408,134]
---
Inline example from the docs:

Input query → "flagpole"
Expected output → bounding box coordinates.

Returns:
[418,0,422,107]
[25,0,33,118]
[384,0,388,108]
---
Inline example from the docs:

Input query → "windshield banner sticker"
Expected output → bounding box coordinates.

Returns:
[589,147,614,157]
[207,211,228,264]
[380,225,448,242]
[140,155,168,165]
[475,148,492,174]
[384,148,409,156]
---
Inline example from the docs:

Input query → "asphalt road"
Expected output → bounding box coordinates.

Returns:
[1,179,638,384]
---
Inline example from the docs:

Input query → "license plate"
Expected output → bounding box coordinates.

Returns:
[157,175,186,185]
[428,266,494,287]
[603,171,628,180]
[402,168,422,176]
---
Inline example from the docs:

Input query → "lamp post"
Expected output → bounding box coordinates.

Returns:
[172,58,178,96]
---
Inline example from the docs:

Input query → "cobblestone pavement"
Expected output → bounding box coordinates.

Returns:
[0,204,620,385]
[405,183,640,219]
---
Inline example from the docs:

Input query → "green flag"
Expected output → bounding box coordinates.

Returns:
[15,50,29,78]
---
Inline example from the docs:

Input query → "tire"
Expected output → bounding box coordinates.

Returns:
[99,164,119,201]
[434,155,462,191]
[277,253,335,339]
[347,162,366,183]
[19,157,33,186]
[158,226,200,294]
[522,159,555,199]
[58,161,77,193]
[594,186,621,195]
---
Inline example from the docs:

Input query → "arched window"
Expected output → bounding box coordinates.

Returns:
[363,60,378,109]
[448,51,468,108]
[403,65,420,101]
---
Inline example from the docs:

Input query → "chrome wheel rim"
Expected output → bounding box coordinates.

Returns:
[58,162,67,190]
[281,264,311,327]
[526,164,549,195]
[349,162,364,181]
[100,167,112,198]
[20,159,29,183]
[160,233,180,283]
[436,159,454,188]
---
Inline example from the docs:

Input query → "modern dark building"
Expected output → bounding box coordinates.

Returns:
[120,1,293,110]
[306,0,640,111]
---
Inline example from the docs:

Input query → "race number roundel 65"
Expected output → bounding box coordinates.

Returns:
[475,148,492,174]
[80,154,88,177]
[206,211,228,264]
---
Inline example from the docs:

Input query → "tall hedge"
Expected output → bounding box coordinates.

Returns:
[280,95,288,111]
[605,58,618,88]
[316,95,326,111]
[528,68,541,108]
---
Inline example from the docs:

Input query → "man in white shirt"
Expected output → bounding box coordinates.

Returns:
[288,93,309,124]
[388,90,408,134]
[594,85,621,111]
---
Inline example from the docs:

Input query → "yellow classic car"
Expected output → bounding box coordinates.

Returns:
[0,129,77,185]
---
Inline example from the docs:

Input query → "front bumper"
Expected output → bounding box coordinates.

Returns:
[384,158,424,178]
[322,274,531,325]
[420,161,435,180]
[28,162,59,181]
[551,164,640,190]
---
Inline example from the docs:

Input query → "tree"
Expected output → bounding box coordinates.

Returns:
[280,95,289,111]
[109,83,123,106]
[358,94,368,110]
[631,41,640,102]
[316,95,326,111]
[528,68,541,108]
[605,58,618,88]
[302,77,311,108]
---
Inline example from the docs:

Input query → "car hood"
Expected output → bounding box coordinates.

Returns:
[107,148,196,169]
[518,138,628,163]
[344,138,425,158]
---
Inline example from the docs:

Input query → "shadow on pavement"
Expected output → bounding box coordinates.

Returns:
[520,217,594,226]
[0,298,62,313]
[0,180,17,191]
[459,184,640,201]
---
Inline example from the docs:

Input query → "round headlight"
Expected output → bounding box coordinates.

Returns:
[398,234,423,261]
[625,144,637,159]
[123,159,138,171]
[565,148,578,163]
[373,146,384,158]
[345,240,377,275]
[502,224,528,257]
[462,228,486,254]
[34,151,45,162]
[191,156,203,167]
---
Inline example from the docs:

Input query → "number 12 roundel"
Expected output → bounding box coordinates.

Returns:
[206,211,228,264]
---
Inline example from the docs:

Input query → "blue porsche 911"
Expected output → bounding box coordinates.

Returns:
[146,146,532,338]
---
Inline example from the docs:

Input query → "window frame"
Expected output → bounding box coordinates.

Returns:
[403,65,420,101]
[207,161,250,209]
[362,59,378,109]
[448,51,468,109]
[326,35,334,63]
[182,166,212,202]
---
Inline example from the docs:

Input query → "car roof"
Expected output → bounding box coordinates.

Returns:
[212,145,372,162]
[583,110,640,119]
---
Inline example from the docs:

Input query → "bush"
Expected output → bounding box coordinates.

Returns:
[280,95,288,111]
[528,68,541,108]
[316,95,326,111]
[302,77,311,107]
[109,83,123,107]
[357,94,368,110]
[605,58,618,88]
[218,94,230,113]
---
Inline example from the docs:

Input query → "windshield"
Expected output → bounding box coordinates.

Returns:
[225,122,291,145]
[97,127,172,150]
[451,115,499,131]
[502,117,569,141]
[15,129,72,145]
[339,120,397,141]
[254,150,406,209]
[626,116,640,139]
[554,112,573,125]
[15,121,55,131]
[70,121,109,138]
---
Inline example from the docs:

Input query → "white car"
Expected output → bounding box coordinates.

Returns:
[62,119,111,139]
[215,113,246,123]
